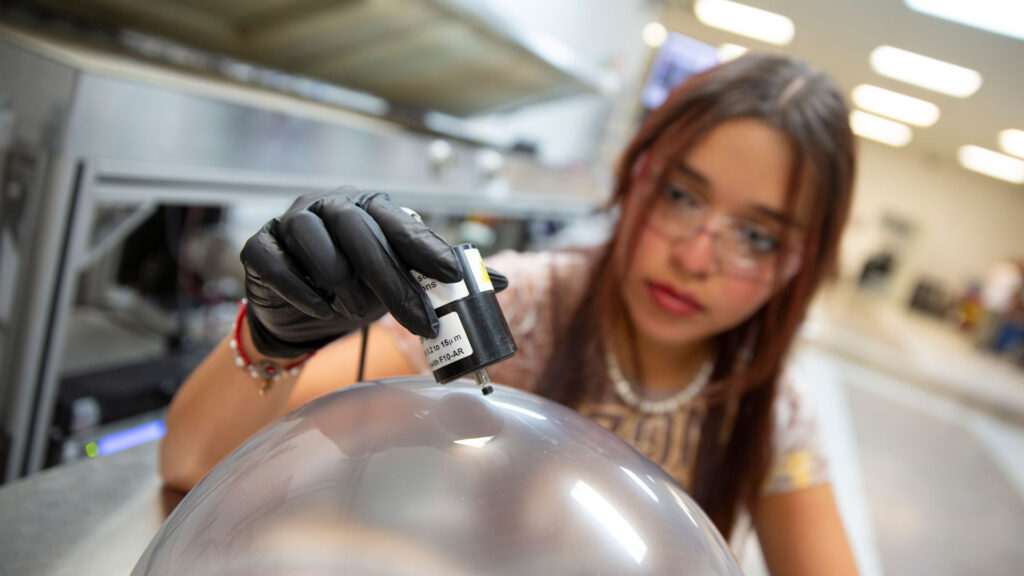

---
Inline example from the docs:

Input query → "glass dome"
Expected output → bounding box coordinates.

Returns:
[134,378,741,576]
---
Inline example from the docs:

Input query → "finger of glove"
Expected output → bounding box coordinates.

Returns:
[286,185,361,213]
[241,223,334,320]
[358,193,462,284]
[317,197,440,338]
[486,267,509,293]
[277,209,365,318]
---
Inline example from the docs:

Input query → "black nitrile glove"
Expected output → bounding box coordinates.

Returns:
[240,187,464,358]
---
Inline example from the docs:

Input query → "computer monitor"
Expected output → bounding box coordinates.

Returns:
[641,32,719,111]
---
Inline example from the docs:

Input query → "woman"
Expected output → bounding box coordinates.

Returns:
[161,54,858,575]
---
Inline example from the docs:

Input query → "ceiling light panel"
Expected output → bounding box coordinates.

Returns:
[694,0,795,46]
[717,43,748,62]
[642,22,668,48]
[870,46,982,98]
[999,129,1024,159]
[852,85,940,127]
[906,0,1024,42]
[958,145,1024,184]
[849,111,913,147]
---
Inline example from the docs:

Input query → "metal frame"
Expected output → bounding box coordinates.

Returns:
[0,28,603,480]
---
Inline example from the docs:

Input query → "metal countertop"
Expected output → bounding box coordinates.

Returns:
[0,442,178,576]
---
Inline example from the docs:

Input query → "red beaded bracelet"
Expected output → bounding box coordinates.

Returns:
[229,300,312,395]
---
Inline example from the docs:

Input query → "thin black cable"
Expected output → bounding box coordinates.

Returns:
[356,324,370,382]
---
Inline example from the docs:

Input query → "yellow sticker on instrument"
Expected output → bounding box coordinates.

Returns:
[480,260,491,284]
[464,248,494,292]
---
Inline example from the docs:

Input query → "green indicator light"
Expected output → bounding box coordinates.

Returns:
[85,442,99,458]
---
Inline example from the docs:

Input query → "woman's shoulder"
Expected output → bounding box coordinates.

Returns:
[486,247,602,319]
[761,363,830,495]
[480,247,603,391]
[378,247,603,384]
[485,247,600,281]
[774,364,816,429]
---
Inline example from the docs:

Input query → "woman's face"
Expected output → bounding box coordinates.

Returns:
[621,118,808,349]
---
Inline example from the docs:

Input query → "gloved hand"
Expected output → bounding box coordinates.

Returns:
[240,187,505,358]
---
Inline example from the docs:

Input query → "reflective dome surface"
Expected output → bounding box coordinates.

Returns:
[135,378,741,575]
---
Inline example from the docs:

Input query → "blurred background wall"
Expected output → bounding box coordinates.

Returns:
[843,140,1024,302]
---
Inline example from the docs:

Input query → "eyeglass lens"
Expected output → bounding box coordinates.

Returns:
[648,185,796,280]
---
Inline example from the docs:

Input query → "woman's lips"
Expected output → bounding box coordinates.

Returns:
[646,282,706,317]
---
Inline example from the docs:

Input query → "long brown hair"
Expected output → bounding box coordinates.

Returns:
[537,54,856,538]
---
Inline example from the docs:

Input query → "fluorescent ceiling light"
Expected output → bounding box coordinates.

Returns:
[694,0,795,45]
[999,129,1024,159]
[718,43,748,62]
[642,22,668,48]
[453,436,494,448]
[852,85,940,127]
[906,0,1024,41]
[870,45,982,98]
[959,145,1024,184]
[571,481,648,564]
[620,467,659,502]
[488,400,547,420]
[849,110,913,147]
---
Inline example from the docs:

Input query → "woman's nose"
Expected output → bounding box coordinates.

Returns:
[672,229,718,276]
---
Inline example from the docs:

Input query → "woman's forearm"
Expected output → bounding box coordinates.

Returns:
[753,484,858,576]
[160,318,419,491]
[158,317,302,491]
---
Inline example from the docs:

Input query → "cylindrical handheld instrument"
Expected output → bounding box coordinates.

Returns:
[413,243,517,395]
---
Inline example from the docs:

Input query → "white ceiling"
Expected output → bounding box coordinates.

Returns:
[660,0,1024,180]
[11,0,1023,178]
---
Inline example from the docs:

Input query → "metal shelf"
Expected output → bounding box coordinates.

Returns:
[15,0,606,116]
[0,25,604,482]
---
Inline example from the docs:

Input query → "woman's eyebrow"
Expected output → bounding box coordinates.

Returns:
[674,161,803,229]
[673,162,710,187]
[752,205,803,229]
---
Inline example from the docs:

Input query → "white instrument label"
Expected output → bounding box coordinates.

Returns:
[421,312,474,371]
[412,270,469,309]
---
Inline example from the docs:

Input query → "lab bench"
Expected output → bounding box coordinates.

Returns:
[0,441,174,576]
